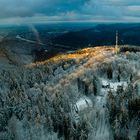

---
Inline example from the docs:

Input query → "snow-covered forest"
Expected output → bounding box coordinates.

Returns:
[0,47,140,140]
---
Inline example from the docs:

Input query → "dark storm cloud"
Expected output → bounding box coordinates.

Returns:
[0,0,140,23]
[0,0,86,17]
[81,0,140,19]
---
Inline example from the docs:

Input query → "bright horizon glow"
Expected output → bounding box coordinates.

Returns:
[0,18,140,26]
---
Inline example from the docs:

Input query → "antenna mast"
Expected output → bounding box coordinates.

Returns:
[116,31,118,48]
[115,30,119,53]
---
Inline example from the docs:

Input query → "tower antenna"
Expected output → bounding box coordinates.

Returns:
[115,30,119,53]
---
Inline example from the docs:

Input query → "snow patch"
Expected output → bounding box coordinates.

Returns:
[101,79,128,91]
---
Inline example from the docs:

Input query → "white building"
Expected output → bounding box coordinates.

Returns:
[71,96,93,122]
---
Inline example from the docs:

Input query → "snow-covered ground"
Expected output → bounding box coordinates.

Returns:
[90,80,113,140]
[101,79,128,91]
[71,77,129,139]
[0,46,140,140]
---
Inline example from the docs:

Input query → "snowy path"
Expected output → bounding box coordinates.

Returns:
[90,84,113,140]
[91,78,128,140]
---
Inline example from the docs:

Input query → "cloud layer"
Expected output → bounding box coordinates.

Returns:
[0,0,140,24]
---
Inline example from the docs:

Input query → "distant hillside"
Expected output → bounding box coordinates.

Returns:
[53,23,140,48]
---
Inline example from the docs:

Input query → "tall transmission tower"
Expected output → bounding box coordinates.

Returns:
[115,30,119,53]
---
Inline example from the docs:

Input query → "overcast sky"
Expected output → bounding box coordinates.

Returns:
[0,0,140,24]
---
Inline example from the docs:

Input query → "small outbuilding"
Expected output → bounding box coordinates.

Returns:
[71,96,93,122]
